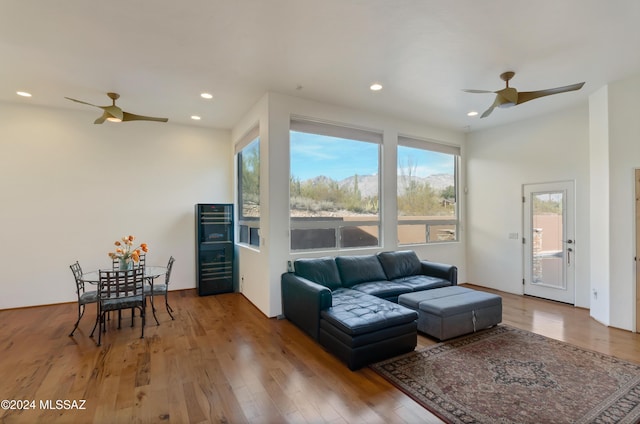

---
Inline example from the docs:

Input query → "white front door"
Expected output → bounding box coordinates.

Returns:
[523,181,575,304]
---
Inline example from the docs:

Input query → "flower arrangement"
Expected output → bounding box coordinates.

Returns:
[108,235,149,265]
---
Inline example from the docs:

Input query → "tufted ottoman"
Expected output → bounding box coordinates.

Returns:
[319,289,418,370]
[398,286,502,341]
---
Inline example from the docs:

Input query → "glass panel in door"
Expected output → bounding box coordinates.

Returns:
[531,191,564,289]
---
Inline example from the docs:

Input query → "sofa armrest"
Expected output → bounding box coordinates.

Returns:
[281,273,333,340]
[420,261,458,285]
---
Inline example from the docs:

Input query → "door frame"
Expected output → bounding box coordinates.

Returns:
[522,181,576,304]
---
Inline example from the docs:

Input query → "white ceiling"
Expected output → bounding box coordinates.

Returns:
[2,0,640,132]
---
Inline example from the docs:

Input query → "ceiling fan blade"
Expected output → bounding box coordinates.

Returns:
[462,89,494,94]
[480,96,502,118]
[122,111,168,123]
[65,97,101,108]
[516,82,585,105]
[94,112,109,124]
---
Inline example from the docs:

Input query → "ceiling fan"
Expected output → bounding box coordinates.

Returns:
[64,92,168,124]
[463,72,585,118]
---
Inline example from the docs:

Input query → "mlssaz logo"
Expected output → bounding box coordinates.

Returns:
[39,399,87,410]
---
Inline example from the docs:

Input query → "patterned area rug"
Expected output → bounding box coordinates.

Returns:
[370,325,640,423]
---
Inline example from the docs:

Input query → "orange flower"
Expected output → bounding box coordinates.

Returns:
[108,235,149,263]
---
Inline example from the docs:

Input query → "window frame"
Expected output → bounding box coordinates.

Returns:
[289,118,383,252]
[397,136,460,245]
[236,127,260,248]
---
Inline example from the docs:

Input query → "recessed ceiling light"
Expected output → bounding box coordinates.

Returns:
[191,115,201,120]
[16,91,32,97]
[467,111,478,117]
[200,93,213,99]
[370,83,383,91]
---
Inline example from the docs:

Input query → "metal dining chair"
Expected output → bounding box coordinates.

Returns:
[96,268,145,346]
[112,254,146,322]
[144,256,175,320]
[69,261,99,337]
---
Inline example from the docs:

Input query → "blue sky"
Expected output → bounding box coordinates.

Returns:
[290,131,454,181]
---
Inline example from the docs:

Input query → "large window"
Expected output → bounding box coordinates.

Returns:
[290,119,381,251]
[397,136,459,244]
[236,127,260,247]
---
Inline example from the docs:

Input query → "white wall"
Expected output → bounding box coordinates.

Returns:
[466,104,591,308]
[233,92,466,317]
[606,73,640,330]
[232,96,272,315]
[588,85,611,324]
[0,101,232,309]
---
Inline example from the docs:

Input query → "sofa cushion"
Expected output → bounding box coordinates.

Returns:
[377,250,421,280]
[294,257,342,290]
[321,289,418,336]
[320,319,416,348]
[335,255,387,288]
[351,280,413,300]
[392,275,452,292]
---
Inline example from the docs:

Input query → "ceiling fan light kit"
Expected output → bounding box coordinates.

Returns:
[463,71,585,118]
[64,92,168,124]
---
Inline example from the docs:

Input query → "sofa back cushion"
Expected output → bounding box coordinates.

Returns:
[377,250,421,280]
[335,255,388,288]
[294,257,342,290]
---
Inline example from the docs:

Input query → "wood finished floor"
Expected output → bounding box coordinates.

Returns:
[1,284,639,424]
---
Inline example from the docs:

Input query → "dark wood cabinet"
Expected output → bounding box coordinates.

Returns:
[196,203,234,295]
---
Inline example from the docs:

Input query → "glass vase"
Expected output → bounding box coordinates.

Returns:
[119,257,133,271]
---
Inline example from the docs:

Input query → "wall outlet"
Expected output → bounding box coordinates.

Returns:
[287,260,294,272]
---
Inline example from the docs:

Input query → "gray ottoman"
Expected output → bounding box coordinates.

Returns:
[398,286,502,340]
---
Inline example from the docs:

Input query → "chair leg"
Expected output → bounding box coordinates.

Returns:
[97,312,103,346]
[69,303,84,336]
[90,304,100,338]
[165,295,174,320]
[140,306,145,339]
[117,310,122,329]
[149,294,160,325]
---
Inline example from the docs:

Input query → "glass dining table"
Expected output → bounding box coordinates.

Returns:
[80,265,167,325]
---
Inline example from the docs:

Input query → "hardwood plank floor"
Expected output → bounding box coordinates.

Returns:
[1,285,639,423]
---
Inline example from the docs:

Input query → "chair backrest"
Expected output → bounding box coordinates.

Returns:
[165,256,175,286]
[137,253,146,269]
[112,253,145,270]
[98,268,144,302]
[70,261,84,295]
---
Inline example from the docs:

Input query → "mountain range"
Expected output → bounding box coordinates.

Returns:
[303,174,454,198]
